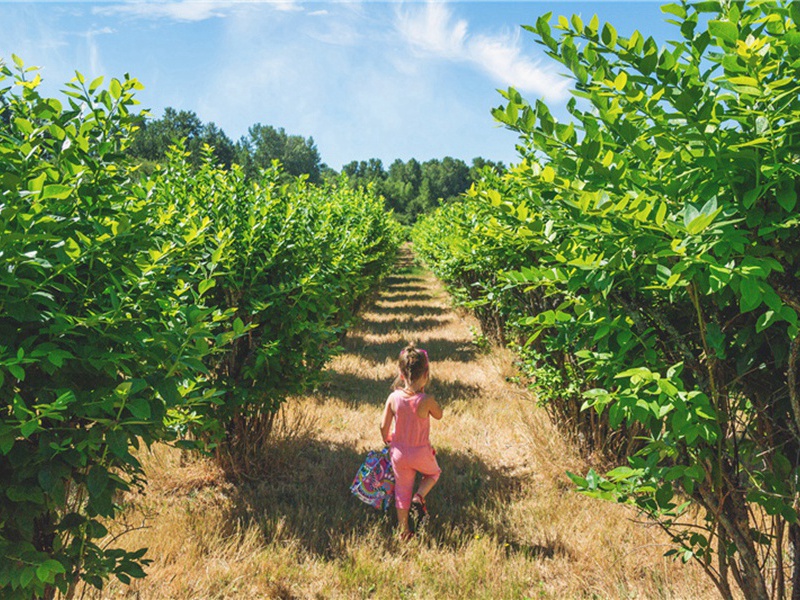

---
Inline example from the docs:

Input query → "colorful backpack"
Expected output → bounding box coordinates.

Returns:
[350,446,395,510]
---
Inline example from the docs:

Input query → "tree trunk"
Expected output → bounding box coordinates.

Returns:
[791,522,800,600]
[700,486,770,600]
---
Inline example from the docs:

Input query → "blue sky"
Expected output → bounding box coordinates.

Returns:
[1,1,675,170]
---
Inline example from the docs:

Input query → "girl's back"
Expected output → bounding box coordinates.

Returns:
[390,390,431,448]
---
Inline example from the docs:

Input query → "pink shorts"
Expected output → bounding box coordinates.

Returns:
[390,444,441,510]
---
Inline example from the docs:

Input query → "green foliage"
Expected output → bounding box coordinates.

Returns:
[237,123,324,183]
[0,57,224,598]
[0,56,401,597]
[415,1,800,598]
[343,156,504,225]
[128,107,236,169]
[149,153,401,471]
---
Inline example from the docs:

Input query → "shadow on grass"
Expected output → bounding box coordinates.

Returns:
[377,291,436,303]
[317,371,392,407]
[381,283,428,294]
[224,435,554,561]
[382,275,426,287]
[428,379,484,406]
[316,371,484,409]
[357,316,452,335]
[341,336,478,366]
[370,302,448,317]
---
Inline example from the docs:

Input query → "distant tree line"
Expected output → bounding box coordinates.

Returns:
[128,107,504,223]
[129,107,326,183]
[341,156,503,225]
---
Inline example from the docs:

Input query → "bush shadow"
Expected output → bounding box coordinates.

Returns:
[223,435,555,560]
[341,336,479,368]
[370,303,448,317]
[382,276,425,288]
[316,370,392,407]
[428,380,484,406]
[382,283,428,293]
[315,368,484,409]
[357,316,451,335]
[378,292,434,303]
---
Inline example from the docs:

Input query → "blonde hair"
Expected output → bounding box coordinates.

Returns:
[393,343,429,389]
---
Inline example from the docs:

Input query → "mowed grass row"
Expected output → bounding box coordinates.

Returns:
[87,250,720,599]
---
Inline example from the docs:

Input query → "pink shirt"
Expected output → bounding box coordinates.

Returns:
[389,389,431,449]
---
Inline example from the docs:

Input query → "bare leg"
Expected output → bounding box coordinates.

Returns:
[396,507,410,538]
[415,475,438,500]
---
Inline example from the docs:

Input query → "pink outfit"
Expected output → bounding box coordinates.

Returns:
[388,389,441,509]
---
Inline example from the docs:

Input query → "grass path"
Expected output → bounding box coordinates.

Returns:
[97,249,719,599]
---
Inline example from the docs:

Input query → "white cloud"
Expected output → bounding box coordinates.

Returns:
[95,0,303,23]
[95,1,229,22]
[272,0,303,12]
[395,2,466,59]
[395,1,569,101]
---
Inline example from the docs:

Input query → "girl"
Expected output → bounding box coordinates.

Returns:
[380,344,443,539]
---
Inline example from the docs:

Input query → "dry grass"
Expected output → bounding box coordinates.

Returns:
[82,248,721,599]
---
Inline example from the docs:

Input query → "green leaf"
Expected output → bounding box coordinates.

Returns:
[20,568,35,589]
[685,464,705,482]
[740,277,763,313]
[776,183,797,212]
[20,420,39,438]
[606,466,637,481]
[655,202,667,226]
[601,22,617,47]
[41,184,72,200]
[661,3,687,18]
[87,465,109,498]
[198,278,215,295]
[614,71,628,91]
[88,75,105,93]
[9,364,25,381]
[566,471,588,487]
[14,117,33,134]
[127,397,152,420]
[743,187,761,208]
[106,429,129,459]
[755,310,779,332]
[791,2,800,27]
[64,238,81,260]
[656,483,674,507]
[36,559,65,584]
[109,78,122,100]
[708,19,738,44]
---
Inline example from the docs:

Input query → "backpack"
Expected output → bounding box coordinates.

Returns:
[350,446,395,510]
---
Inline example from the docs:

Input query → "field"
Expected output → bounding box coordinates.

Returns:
[86,250,720,599]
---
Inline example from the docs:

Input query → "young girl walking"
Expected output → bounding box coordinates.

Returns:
[380,343,443,539]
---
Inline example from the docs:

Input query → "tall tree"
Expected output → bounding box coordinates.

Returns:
[128,107,235,168]
[238,123,322,183]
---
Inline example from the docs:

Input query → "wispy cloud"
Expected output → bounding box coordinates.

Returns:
[95,1,227,22]
[84,26,114,75]
[95,0,303,22]
[395,2,569,101]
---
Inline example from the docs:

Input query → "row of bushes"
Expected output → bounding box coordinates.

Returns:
[414,2,800,599]
[0,58,400,599]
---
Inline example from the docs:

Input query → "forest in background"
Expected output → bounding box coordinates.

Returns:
[128,107,505,225]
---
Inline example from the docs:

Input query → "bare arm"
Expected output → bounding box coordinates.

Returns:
[380,396,394,444]
[419,395,443,420]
